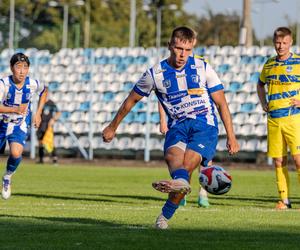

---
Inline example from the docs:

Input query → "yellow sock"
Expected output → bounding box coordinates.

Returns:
[275,166,289,201]
[297,169,300,183]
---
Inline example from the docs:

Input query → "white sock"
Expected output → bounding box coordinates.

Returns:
[199,187,208,198]
[3,171,14,180]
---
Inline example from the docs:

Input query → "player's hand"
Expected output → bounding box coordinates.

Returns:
[262,103,269,112]
[226,137,240,155]
[290,98,300,108]
[102,126,116,142]
[159,122,168,135]
[15,104,27,115]
[33,114,42,128]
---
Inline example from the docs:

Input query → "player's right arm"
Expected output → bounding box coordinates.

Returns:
[102,90,143,142]
[257,64,269,112]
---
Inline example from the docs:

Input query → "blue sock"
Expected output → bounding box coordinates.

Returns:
[162,200,179,219]
[171,168,189,182]
[6,155,22,174]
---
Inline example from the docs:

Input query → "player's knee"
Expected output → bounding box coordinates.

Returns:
[10,148,23,158]
[165,151,180,166]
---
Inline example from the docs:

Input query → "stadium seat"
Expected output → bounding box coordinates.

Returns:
[240,103,256,113]
[131,137,146,150]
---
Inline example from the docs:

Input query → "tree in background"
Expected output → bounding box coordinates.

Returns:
[0,0,281,51]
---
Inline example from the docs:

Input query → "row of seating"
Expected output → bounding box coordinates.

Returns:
[54,134,267,153]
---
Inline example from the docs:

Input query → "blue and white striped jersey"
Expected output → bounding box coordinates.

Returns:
[133,55,224,128]
[0,75,45,125]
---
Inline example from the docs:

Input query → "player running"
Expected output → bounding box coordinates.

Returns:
[0,53,48,199]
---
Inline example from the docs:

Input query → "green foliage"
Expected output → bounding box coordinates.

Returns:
[0,0,295,51]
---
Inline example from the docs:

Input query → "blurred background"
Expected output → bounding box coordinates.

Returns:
[0,0,299,163]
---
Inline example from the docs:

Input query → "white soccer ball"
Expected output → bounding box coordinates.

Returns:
[199,165,232,195]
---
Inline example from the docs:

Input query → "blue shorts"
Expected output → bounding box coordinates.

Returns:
[0,120,29,148]
[164,119,218,166]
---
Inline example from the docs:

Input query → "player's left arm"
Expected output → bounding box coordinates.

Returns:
[33,87,48,128]
[211,90,240,155]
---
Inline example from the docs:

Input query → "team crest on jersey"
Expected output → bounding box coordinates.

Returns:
[286,66,293,73]
[191,74,200,83]
[163,79,171,88]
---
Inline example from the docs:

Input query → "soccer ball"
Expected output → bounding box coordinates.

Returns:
[199,165,232,195]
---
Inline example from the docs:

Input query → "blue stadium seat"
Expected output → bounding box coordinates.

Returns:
[102,92,115,102]
[150,112,160,124]
[135,112,147,123]
[123,81,134,92]
[123,112,135,123]
[249,72,260,83]
[60,111,71,121]
[228,81,242,92]
[48,81,60,92]
[79,101,90,111]
[240,102,256,113]
[217,64,230,74]
[240,56,252,64]
[135,56,148,64]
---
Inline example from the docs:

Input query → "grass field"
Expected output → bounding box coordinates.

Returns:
[1,161,300,250]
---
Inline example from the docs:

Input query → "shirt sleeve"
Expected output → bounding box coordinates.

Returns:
[258,64,266,85]
[0,80,6,104]
[205,62,224,93]
[133,70,155,97]
[36,80,46,96]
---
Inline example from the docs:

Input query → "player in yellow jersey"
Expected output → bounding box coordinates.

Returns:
[257,27,300,209]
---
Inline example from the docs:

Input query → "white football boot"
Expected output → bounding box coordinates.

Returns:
[155,213,168,229]
[2,177,11,200]
[152,178,191,194]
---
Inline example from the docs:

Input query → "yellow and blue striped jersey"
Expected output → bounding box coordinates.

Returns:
[259,53,300,118]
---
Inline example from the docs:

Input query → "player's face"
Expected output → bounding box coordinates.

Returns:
[274,35,292,60]
[11,61,29,84]
[168,38,195,69]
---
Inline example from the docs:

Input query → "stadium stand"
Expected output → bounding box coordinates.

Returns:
[0,46,275,161]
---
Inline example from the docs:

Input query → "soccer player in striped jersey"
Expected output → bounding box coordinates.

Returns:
[102,26,239,229]
[257,27,300,209]
[158,97,210,208]
[0,53,48,199]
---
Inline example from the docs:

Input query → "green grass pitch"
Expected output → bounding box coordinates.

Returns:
[1,161,300,249]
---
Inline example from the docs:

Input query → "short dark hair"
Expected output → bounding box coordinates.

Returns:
[10,53,30,67]
[273,27,292,41]
[170,26,197,45]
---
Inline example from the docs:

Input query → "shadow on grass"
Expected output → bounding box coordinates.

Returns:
[14,192,165,204]
[0,214,299,249]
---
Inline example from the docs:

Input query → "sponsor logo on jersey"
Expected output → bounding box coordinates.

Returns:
[187,88,204,95]
[176,74,186,78]
[167,91,187,101]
